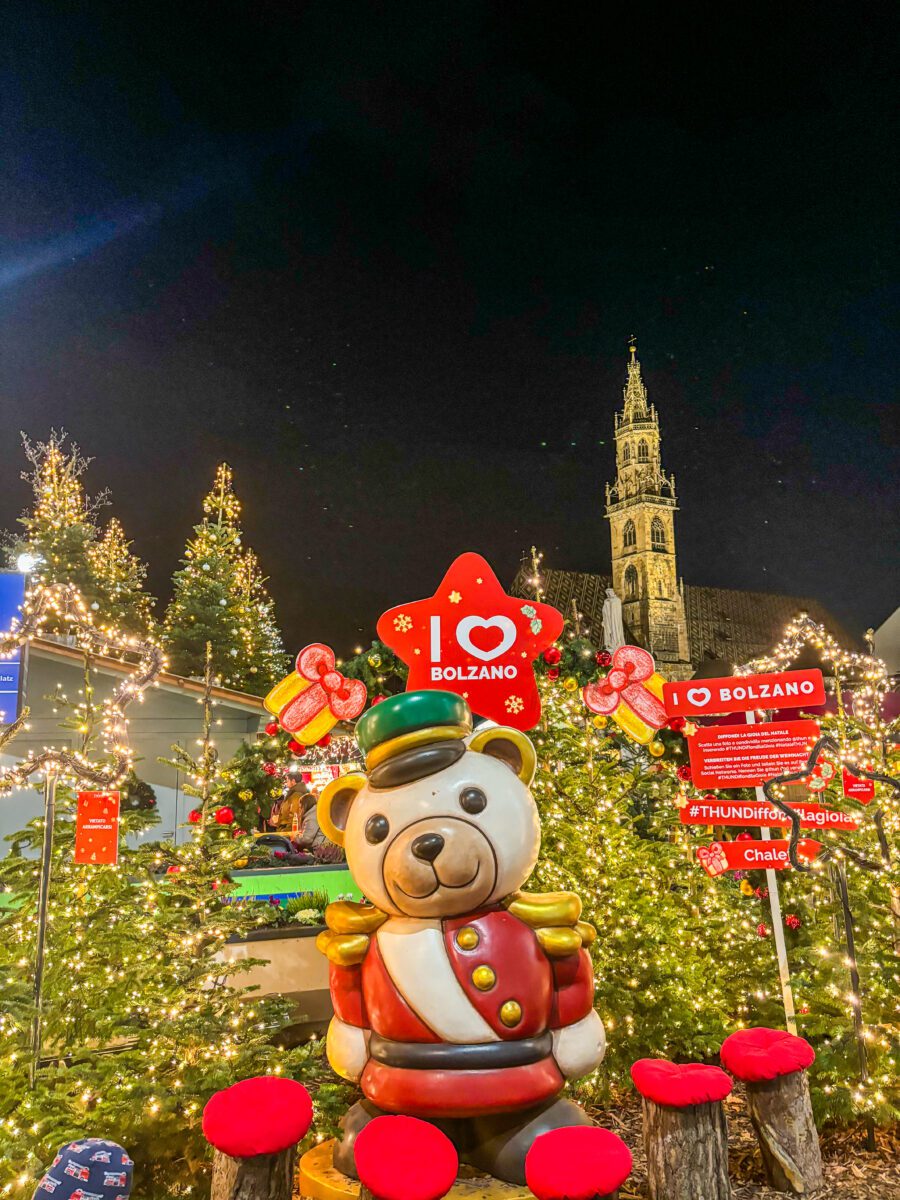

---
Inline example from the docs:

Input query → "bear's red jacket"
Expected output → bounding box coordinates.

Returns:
[329,906,594,1118]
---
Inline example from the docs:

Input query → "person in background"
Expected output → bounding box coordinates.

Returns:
[32,1139,133,1200]
[295,787,344,863]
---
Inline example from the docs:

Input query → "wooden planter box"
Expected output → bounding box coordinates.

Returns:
[219,925,332,1038]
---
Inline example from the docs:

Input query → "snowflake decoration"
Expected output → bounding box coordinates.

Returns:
[393,613,413,632]
[448,591,462,604]
[504,695,524,714]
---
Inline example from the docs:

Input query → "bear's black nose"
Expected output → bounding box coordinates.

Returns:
[411,832,445,862]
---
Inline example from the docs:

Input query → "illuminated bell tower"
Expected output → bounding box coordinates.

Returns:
[605,340,691,677]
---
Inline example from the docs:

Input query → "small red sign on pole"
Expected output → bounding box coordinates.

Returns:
[841,768,875,805]
[679,797,858,831]
[688,719,820,788]
[74,791,120,865]
[664,669,825,717]
[697,838,821,877]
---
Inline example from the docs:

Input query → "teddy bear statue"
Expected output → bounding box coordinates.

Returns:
[315,690,607,1185]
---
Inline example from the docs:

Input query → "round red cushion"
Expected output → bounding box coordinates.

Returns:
[720,1027,815,1082]
[526,1126,632,1200]
[631,1059,733,1107]
[202,1076,313,1157]
[354,1116,458,1200]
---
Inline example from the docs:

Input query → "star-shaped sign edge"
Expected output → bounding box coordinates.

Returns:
[377,552,564,730]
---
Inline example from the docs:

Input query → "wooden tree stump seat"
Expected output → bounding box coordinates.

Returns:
[631,1058,733,1200]
[202,1075,313,1200]
[720,1027,823,1196]
[525,1125,633,1200]
[355,1115,459,1200]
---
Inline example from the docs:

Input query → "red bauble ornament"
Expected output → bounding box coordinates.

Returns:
[372,695,387,706]
[262,762,278,776]
[676,764,692,782]
[188,808,202,824]
[233,828,247,838]
[214,806,234,825]
[547,668,560,682]
[318,733,332,748]
[736,832,753,842]
[287,740,306,756]
[668,715,686,732]
[166,864,182,874]
[785,913,802,930]
[596,650,613,667]
[757,923,769,938]
[264,721,279,736]
[543,647,562,666]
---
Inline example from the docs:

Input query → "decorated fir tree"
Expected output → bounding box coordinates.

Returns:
[162,464,287,694]
[87,517,156,635]
[13,432,154,634]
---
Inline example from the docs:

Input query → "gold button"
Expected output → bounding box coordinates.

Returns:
[500,1000,522,1027]
[472,966,496,991]
[456,926,479,951]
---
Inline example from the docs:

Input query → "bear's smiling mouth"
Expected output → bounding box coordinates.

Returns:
[395,861,481,901]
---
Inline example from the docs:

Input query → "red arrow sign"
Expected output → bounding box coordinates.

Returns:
[664,669,825,717]
[680,798,858,831]
[697,838,821,877]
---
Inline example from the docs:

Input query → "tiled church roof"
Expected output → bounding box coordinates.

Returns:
[511,566,860,673]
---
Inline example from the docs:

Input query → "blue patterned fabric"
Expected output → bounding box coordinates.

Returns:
[32,1140,133,1200]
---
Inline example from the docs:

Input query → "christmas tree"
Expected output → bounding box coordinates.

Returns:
[162,464,288,694]
[13,432,154,634]
[87,517,156,635]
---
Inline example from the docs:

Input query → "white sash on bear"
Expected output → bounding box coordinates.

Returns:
[377,918,499,1045]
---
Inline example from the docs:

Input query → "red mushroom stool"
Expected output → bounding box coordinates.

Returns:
[720,1028,823,1195]
[525,1126,633,1200]
[354,1115,459,1200]
[631,1059,733,1200]
[202,1075,313,1200]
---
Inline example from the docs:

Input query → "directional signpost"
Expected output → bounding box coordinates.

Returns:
[664,667,828,1033]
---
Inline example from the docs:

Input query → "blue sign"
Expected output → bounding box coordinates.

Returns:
[0,574,26,723]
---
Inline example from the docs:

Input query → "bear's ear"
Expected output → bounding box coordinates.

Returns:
[318,774,367,847]
[469,726,536,786]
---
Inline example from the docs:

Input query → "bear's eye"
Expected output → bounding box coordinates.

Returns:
[460,787,487,815]
[365,814,390,844]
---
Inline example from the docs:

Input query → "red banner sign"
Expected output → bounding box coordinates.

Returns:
[688,720,820,788]
[664,669,825,717]
[680,797,858,831]
[842,769,875,805]
[74,791,120,865]
[697,838,822,877]
[377,552,564,730]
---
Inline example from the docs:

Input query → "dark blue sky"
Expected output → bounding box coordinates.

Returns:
[0,1,897,650]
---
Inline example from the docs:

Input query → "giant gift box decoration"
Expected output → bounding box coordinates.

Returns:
[264,643,367,744]
[307,689,610,1188]
[582,645,667,744]
[376,552,564,730]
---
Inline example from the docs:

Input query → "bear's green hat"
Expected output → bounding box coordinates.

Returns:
[356,690,472,770]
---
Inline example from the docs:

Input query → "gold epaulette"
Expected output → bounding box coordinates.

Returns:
[505,891,596,959]
[315,901,388,966]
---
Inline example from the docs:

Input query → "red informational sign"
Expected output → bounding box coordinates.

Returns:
[74,791,120,865]
[377,552,564,730]
[842,769,875,805]
[664,669,825,718]
[688,720,820,788]
[679,797,858,832]
[697,838,822,877]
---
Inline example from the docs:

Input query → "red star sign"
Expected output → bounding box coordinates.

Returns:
[377,552,564,730]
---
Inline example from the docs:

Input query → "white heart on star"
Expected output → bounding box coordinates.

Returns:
[455,615,517,662]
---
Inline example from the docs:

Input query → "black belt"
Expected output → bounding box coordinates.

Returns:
[368,1032,552,1071]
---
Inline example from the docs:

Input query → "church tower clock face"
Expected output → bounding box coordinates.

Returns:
[604,342,692,678]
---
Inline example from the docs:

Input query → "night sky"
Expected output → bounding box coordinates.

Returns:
[1,2,897,653]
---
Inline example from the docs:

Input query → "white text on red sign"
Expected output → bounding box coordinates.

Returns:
[663,669,826,717]
[679,798,858,830]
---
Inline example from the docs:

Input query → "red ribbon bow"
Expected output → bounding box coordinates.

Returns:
[279,643,367,732]
[583,645,667,729]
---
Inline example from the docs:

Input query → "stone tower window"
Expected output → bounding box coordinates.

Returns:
[624,564,639,599]
[651,517,666,550]
[623,519,636,549]
[622,443,631,464]
[637,439,649,462]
